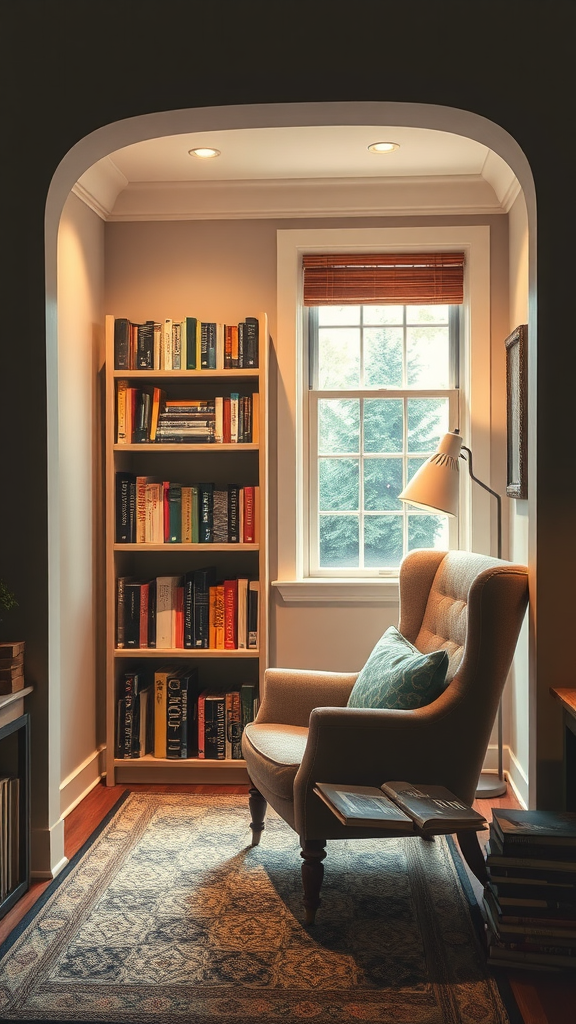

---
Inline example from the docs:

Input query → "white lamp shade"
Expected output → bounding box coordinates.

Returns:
[398,431,463,516]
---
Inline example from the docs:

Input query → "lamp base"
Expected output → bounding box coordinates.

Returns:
[475,772,507,799]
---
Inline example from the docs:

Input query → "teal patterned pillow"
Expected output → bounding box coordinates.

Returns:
[347,626,449,710]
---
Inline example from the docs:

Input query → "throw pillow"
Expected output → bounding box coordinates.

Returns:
[347,626,449,710]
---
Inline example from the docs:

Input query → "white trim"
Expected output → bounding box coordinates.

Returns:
[276,226,492,590]
[272,578,400,603]
[31,855,69,881]
[60,745,106,819]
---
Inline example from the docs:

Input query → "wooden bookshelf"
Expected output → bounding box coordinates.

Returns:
[104,314,268,784]
[0,687,32,918]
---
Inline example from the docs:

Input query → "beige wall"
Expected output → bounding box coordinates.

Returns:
[57,193,106,819]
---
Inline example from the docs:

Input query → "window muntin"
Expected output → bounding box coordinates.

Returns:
[309,303,459,575]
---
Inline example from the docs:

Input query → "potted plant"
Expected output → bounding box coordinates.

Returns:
[0,580,25,694]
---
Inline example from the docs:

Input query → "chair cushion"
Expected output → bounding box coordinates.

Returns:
[242,723,309,804]
[346,625,449,710]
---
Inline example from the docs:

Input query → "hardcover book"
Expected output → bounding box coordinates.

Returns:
[491,808,576,847]
[314,781,487,833]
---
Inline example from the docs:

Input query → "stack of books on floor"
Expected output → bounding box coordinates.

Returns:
[483,807,576,972]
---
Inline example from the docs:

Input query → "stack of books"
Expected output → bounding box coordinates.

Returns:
[483,808,576,972]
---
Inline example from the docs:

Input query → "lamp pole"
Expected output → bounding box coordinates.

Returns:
[461,444,507,799]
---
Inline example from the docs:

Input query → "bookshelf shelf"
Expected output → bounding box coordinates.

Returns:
[114,648,259,658]
[105,312,268,784]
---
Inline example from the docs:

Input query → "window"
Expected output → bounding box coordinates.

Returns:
[274,226,491,601]
[308,302,460,576]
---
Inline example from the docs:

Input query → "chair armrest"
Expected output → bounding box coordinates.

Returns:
[255,667,358,727]
[293,697,483,824]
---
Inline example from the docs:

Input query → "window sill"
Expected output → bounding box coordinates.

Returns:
[271,578,400,604]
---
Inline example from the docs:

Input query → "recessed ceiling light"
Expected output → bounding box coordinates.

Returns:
[368,142,400,153]
[188,147,221,159]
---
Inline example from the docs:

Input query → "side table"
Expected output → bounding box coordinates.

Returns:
[0,685,32,919]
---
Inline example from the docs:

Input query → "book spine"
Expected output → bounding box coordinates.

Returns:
[193,567,216,648]
[214,396,224,444]
[167,483,182,543]
[148,579,156,647]
[116,379,128,443]
[181,486,192,543]
[230,393,239,443]
[154,675,167,757]
[204,696,226,759]
[248,580,259,649]
[116,577,127,648]
[243,486,255,543]
[166,675,187,758]
[171,321,182,370]
[198,483,214,542]
[162,319,173,370]
[186,317,197,369]
[240,683,256,729]
[116,472,135,543]
[229,690,242,759]
[139,582,149,648]
[212,489,229,543]
[223,579,238,649]
[244,316,259,368]
[197,691,206,758]
[213,585,225,649]
[137,320,155,369]
[228,485,240,542]
[122,673,138,757]
[114,318,130,369]
[124,583,141,647]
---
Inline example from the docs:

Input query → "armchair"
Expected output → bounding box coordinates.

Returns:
[242,549,529,923]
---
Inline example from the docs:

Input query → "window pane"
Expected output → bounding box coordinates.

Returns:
[319,515,359,567]
[318,305,361,326]
[318,327,360,388]
[364,458,403,511]
[319,458,359,511]
[363,305,404,325]
[364,327,403,387]
[364,516,403,568]
[408,514,449,551]
[364,398,403,453]
[406,305,449,324]
[318,399,359,454]
[407,325,450,388]
[407,398,449,453]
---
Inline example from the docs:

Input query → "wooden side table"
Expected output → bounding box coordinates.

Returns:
[549,687,576,811]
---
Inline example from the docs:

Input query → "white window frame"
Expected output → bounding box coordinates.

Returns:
[273,226,491,603]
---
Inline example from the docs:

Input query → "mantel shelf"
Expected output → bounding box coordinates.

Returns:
[114,648,259,658]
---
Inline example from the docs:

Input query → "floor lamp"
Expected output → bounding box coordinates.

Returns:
[398,429,507,799]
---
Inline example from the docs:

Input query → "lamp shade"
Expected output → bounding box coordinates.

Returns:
[398,431,463,516]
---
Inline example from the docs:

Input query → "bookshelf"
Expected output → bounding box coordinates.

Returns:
[104,313,268,785]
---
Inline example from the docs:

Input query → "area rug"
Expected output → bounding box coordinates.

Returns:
[0,791,520,1024]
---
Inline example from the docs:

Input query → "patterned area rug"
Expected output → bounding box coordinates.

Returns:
[0,792,519,1023]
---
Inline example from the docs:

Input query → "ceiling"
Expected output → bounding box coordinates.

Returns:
[75,125,521,222]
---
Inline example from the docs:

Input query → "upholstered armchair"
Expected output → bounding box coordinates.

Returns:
[242,549,529,923]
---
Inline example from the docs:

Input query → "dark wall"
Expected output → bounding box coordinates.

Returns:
[1,0,574,813]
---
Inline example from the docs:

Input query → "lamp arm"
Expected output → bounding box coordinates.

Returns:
[460,445,502,559]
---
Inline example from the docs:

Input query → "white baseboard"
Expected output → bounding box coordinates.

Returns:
[59,746,106,819]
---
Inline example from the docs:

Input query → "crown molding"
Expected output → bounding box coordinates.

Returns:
[80,173,507,221]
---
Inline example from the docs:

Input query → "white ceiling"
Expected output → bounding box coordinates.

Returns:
[75,125,521,221]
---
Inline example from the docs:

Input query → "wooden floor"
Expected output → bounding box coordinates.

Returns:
[1,781,575,1024]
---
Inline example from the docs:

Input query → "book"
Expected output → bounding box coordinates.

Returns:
[136,320,155,369]
[486,845,576,874]
[198,483,214,542]
[185,317,197,369]
[190,566,217,648]
[244,316,259,368]
[227,484,240,542]
[204,692,226,759]
[236,577,249,649]
[155,576,182,648]
[209,584,225,649]
[248,580,259,648]
[166,669,194,758]
[314,783,415,830]
[243,485,255,542]
[167,483,182,542]
[223,578,238,649]
[491,808,576,849]
[153,667,173,757]
[225,690,242,759]
[240,682,257,730]
[314,781,487,832]
[114,317,130,369]
[212,488,229,543]
[379,781,487,832]
[115,471,136,543]
[149,386,166,442]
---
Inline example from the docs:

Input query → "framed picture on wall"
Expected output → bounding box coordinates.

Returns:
[505,324,528,499]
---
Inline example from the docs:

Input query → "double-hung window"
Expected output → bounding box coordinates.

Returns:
[304,253,464,577]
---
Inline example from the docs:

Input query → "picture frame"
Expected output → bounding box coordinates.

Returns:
[505,324,528,499]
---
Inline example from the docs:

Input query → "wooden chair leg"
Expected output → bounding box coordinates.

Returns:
[248,784,267,846]
[456,829,488,884]
[300,838,327,925]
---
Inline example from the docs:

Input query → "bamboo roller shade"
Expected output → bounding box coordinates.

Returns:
[302,252,465,305]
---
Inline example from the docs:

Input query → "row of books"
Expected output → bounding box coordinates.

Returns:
[483,807,576,972]
[116,475,259,545]
[117,571,259,650]
[117,386,259,445]
[114,316,259,371]
[116,667,259,760]
[0,775,20,903]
